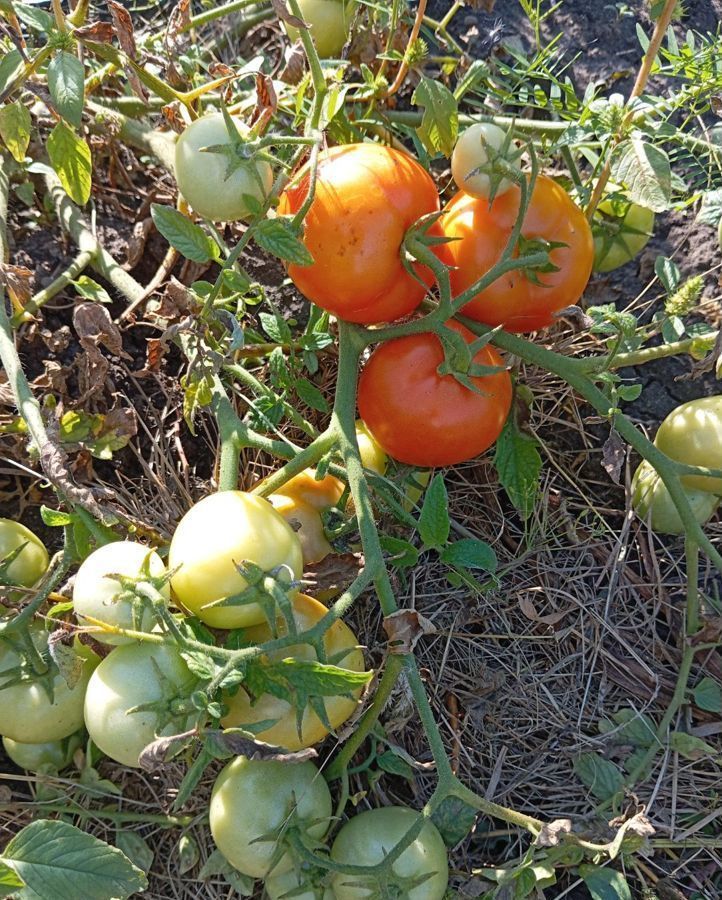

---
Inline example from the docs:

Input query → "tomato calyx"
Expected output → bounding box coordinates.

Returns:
[516,235,567,284]
[126,656,200,727]
[435,324,507,391]
[200,560,301,636]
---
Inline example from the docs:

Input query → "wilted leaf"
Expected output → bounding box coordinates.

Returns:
[535,818,573,847]
[107,0,147,101]
[601,427,625,484]
[0,263,33,308]
[138,729,196,771]
[518,596,574,627]
[271,0,305,28]
[383,609,436,653]
[47,631,85,689]
[205,728,318,763]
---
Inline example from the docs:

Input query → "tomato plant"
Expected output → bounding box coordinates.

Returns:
[654,396,722,493]
[169,491,304,629]
[221,593,365,748]
[277,143,440,324]
[631,460,719,535]
[451,122,516,199]
[592,185,655,272]
[83,642,199,768]
[269,493,334,564]
[284,0,357,58]
[0,519,49,590]
[174,113,273,222]
[434,175,594,331]
[2,731,83,773]
[72,541,169,644]
[209,755,332,878]
[0,627,99,743]
[357,320,512,467]
[264,866,333,900]
[330,806,449,900]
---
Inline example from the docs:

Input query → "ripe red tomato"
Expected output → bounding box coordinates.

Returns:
[357,321,512,467]
[277,143,439,324]
[434,175,593,332]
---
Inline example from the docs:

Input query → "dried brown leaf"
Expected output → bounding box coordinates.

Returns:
[126,217,154,269]
[0,263,34,307]
[251,73,277,129]
[73,302,130,360]
[383,609,436,654]
[208,729,318,763]
[535,817,573,847]
[601,427,625,484]
[138,729,197,770]
[518,596,574,627]
[271,0,306,28]
[161,102,186,134]
[74,22,115,41]
[107,0,147,101]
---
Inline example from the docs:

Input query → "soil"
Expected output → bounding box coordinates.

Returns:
[2,2,722,899]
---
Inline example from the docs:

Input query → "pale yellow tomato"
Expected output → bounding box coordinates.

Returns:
[451,123,516,199]
[268,494,333,565]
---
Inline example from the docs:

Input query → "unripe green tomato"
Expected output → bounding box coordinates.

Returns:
[169,491,304,630]
[717,215,722,253]
[264,867,334,900]
[0,518,49,590]
[0,628,99,743]
[451,122,515,199]
[330,807,449,900]
[72,541,170,645]
[631,460,719,535]
[209,756,332,878]
[592,185,655,272]
[2,730,84,773]
[83,641,198,768]
[174,114,273,222]
[654,396,722,493]
[284,0,357,58]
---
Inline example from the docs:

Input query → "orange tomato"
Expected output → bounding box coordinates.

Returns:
[434,175,593,332]
[277,143,440,324]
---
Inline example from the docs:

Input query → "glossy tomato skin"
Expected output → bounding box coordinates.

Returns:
[2,730,83,773]
[83,641,198,768]
[451,123,514,199]
[284,0,357,57]
[654,396,722,493]
[631,460,719,535]
[209,756,332,878]
[435,175,593,332]
[169,491,304,629]
[174,114,273,222]
[0,519,49,591]
[331,807,449,900]
[73,541,170,645]
[221,593,364,748]
[357,320,512,467]
[275,469,344,511]
[277,143,439,324]
[269,494,333,565]
[355,419,387,475]
[0,628,99,743]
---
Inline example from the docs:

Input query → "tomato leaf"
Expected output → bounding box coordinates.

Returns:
[493,418,542,520]
[418,474,450,550]
[1,819,147,899]
[0,100,32,163]
[376,749,414,779]
[114,831,154,875]
[259,310,293,344]
[693,676,722,712]
[379,535,419,569]
[579,864,632,900]
[295,377,329,413]
[573,753,624,802]
[151,204,219,263]
[47,51,85,128]
[440,538,497,573]
[609,137,671,212]
[47,122,92,206]
[254,217,314,266]
[654,255,680,294]
[430,795,478,848]
[412,76,458,158]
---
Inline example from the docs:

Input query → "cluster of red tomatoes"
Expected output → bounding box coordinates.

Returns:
[278,135,595,468]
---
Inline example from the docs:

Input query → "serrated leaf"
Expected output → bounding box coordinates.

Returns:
[654,255,680,293]
[493,418,542,520]
[579,864,632,900]
[418,474,449,550]
[13,3,54,31]
[440,538,497,573]
[693,676,721,713]
[0,101,32,163]
[412,76,458,157]
[430,795,478,847]
[254,217,313,266]
[1,819,147,900]
[151,204,218,263]
[573,753,624,801]
[669,731,718,760]
[609,138,671,212]
[295,378,328,413]
[47,122,92,206]
[115,831,154,875]
[697,189,722,226]
[47,51,85,128]
[259,311,292,344]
